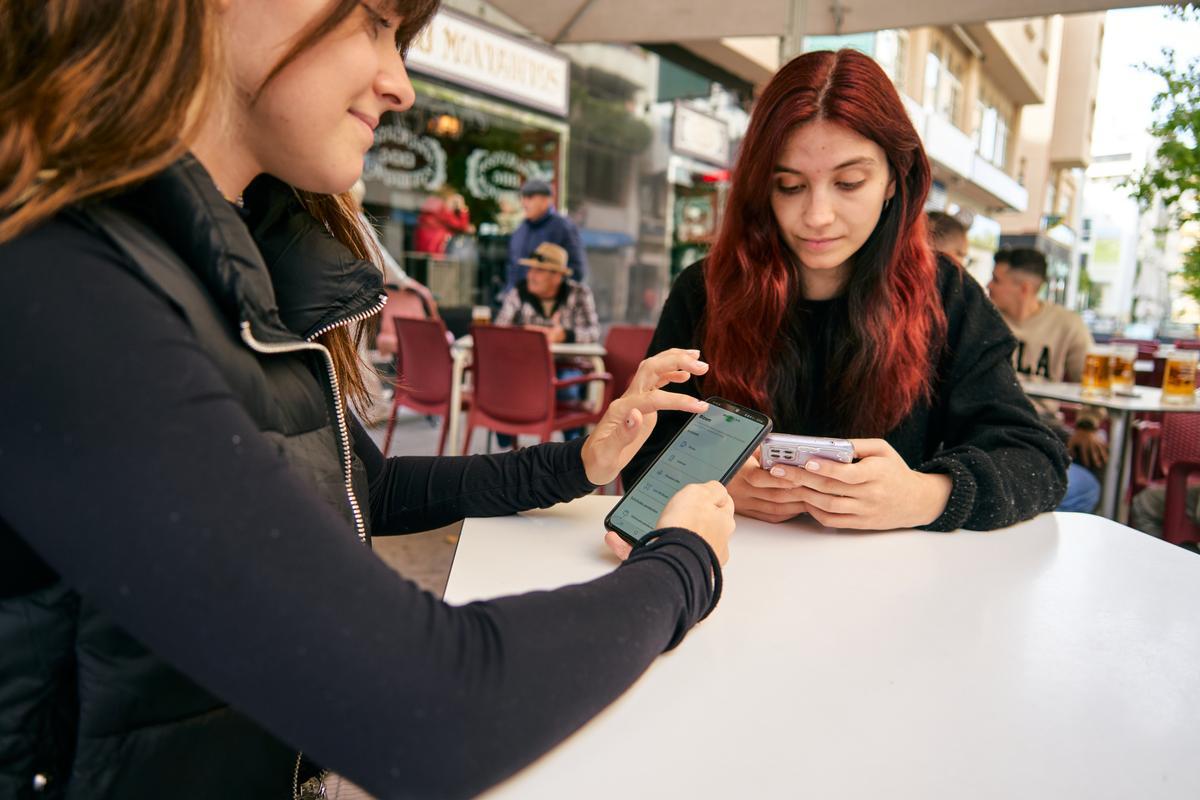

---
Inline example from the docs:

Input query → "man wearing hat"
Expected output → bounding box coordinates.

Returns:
[506,179,588,289]
[494,242,600,444]
[495,242,599,344]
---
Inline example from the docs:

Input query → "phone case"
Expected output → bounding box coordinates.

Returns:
[760,433,854,468]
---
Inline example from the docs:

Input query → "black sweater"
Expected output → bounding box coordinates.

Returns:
[0,214,717,799]
[623,259,1069,531]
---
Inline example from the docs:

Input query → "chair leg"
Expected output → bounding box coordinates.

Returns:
[382,397,401,456]
[436,414,449,457]
[462,423,475,456]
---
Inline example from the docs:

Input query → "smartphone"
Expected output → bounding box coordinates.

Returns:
[604,397,772,547]
[759,433,855,469]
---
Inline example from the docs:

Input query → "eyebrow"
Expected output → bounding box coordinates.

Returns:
[773,157,877,175]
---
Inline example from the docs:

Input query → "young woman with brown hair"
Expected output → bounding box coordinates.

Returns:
[0,2,734,797]
[623,49,1068,534]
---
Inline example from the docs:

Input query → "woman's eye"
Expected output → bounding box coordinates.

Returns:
[776,183,804,195]
[361,3,392,35]
[837,180,866,191]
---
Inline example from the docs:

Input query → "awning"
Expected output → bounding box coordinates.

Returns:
[580,229,637,250]
[485,0,1164,43]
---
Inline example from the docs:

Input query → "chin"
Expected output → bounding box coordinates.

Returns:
[274,156,364,197]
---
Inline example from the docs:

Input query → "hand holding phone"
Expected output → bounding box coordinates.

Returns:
[760,433,855,469]
[657,481,734,564]
[605,398,772,547]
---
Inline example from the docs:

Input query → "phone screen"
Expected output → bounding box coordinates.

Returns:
[607,399,771,545]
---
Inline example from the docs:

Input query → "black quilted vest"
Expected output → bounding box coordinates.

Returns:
[0,157,384,799]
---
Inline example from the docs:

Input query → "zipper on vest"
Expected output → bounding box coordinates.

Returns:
[247,296,385,800]
[305,293,388,342]
[238,321,368,546]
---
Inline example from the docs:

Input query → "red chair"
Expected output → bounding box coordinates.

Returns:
[602,325,656,402]
[1129,412,1200,545]
[381,317,466,456]
[462,325,611,453]
[1174,339,1200,351]
[375,285,430,359]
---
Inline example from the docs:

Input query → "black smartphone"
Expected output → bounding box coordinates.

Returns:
[604,397,772,547]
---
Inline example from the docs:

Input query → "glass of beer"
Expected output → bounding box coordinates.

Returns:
[471,305,491,326]
[1161,349,1198,405]
[1081,345,1113,398]
[1110,344,1137,393]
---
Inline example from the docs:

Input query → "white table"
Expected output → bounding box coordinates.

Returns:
[446,335,607,454]
[1022,381,1196,520]
[446,495,1200,800]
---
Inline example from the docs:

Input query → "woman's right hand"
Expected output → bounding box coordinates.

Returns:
[726,455,810,523]
[604,480,736,564]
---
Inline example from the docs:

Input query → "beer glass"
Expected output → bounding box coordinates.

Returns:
[471,305,491,326]
[1110,345,1137,393]
[1080,345,1113,398]
[1161,349,1198,405]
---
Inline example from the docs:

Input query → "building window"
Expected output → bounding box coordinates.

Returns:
[923,39,964,129]
[876,30,910,95]
[973,89,1011,170]
[570,142,628,205]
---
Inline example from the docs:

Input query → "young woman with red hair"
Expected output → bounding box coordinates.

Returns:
[621,49,1068,533]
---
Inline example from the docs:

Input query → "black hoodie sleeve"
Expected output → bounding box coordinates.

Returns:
[349,417,598,534]
[0,217,720,800]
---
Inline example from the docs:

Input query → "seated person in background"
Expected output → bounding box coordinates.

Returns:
[620,49,1068,535]
[984,247,1104,514]
[926,210,971,267]
[1131,484,1200,546]
[494,242,599,443]
[495,242,599,344]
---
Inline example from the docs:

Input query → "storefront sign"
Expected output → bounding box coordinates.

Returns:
[406,9,569,118]
[465,149,551,201]
[672,103,730,167]
[362,120,447,191]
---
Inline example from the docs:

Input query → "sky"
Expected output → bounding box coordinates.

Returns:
[1091,5,1199,159]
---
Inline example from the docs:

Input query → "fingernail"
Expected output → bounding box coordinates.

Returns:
[695,360,709,369]
[770,467,786,477]
[687,349,700,356]
[805,460,820,471]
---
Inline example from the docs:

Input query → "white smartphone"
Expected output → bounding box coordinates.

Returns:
[760,433,855,469]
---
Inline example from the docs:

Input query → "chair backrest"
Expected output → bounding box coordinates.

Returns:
[394,317,453,405]
[1160,412,1200,474]
[604,325,656,397]
[470,325,555,424]
[375,286,429,357]
[1174,339,1200,351]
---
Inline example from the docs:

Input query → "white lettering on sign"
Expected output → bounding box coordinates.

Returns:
[465,149,551,200]
[363,121,447,191]
[406,10,569,117]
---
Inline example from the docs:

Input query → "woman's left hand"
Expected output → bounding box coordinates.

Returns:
[580,348,710,486]
[787,439,953,530]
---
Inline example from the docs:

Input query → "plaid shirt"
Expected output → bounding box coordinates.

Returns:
[495,279,600,343]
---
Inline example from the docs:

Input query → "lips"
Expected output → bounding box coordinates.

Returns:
[800,237,842,252]
[349,110,379,132]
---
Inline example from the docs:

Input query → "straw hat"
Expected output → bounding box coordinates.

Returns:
[518,242,571,275]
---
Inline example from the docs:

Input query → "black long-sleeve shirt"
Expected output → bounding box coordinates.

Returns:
[0,216,717,799]
[623,258,1069,531]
